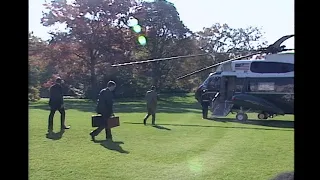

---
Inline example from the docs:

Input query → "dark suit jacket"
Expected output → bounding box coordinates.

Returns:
[96,88,114,116]
[49,84,63,106]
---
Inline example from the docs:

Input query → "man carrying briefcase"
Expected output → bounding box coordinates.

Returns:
[90,81,116,141]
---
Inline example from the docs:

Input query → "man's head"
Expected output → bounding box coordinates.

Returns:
[107,81,117,91]
[151,86,156,90]
[56,77,62,84]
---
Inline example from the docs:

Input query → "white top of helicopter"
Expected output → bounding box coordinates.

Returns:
[263,52,294,62]
[212,52,294,78]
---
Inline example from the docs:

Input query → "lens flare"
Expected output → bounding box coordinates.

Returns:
[188,158,203,174]
[132,25,142,33]
[138,35,147,46]
[127,17,138,27]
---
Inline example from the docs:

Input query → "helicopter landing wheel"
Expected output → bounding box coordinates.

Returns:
[236,113,248,121]
[258,112,268,120]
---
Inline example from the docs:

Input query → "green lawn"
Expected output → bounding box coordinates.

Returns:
[29,93,294,180]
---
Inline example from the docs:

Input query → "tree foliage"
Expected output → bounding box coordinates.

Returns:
[28,0,268,100]
[29,32,50,101]
[41,0,138,99]
[133,0,194,89]
[197,23,267,60]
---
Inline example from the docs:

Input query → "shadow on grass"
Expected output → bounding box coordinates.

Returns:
[45,130,65,140]
[124,122,293,132]
[94,139,129,154]
[271,171,294,180]
[210,118,294,129]
[29,99,201,114]
[151,125,171,131]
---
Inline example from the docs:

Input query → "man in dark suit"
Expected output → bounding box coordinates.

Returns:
[90,81,116,141]
[195,85,209,119]
[48,77,70,133]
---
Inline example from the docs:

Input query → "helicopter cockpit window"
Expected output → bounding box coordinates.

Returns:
[250,62,294,73]
[207,76,221,91]
[201,77,210,88]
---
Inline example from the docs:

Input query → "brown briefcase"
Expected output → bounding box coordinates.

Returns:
[91,115,120,128]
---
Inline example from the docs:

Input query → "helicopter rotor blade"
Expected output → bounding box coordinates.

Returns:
[111,53,209,67]
[177,52,260,80]
[281,48,294,52]
[177,65,216,80]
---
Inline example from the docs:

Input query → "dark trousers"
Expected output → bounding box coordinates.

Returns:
[48,104,65,131]
[91,113,112,139]
[201,101,209,119]
[144,107,156,124]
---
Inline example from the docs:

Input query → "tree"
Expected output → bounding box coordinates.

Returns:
[29,32,50,101]
[196,23,267,61]
[132,0,194,89]
[41,0,138,100]
[37,1,269,98]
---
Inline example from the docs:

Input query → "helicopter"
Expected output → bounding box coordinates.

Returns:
[111,35,294,121]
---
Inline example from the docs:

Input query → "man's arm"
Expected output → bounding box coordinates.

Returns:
[48,86,53,105]
[49,86,53,98]
[59,85,64,103]
[150,91,156,101]
[104,90,113,115]
[154,92,158,103]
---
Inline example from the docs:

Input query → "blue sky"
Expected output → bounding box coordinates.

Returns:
[29,0,294,48]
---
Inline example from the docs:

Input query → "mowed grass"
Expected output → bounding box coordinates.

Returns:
[29,93,294,180]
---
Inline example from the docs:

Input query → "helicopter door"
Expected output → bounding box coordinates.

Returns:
[210,76,235,118]
[226,76,236,100]
[218,76,227,101]
[218,76,236,101]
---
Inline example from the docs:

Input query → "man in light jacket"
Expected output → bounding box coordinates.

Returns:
[143,86,158,125]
